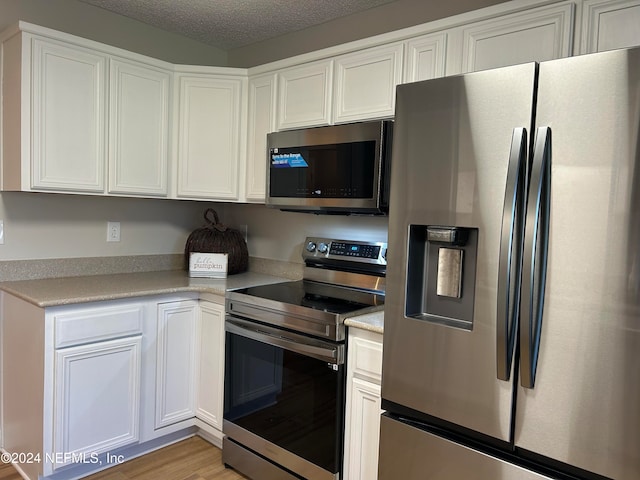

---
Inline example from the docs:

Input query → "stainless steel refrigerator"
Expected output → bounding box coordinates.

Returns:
[380,46,640,480]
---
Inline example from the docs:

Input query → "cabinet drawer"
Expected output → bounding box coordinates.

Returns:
[54,303,144,348]
[350,335,383,382]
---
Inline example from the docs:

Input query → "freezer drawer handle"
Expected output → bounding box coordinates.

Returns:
[497,128,527,381]
[520,126,552,389]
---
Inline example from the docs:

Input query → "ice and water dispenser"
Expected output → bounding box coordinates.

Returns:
[405,225,478,330]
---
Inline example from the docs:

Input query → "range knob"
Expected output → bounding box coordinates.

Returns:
[317,242,329,254]
[306,241,317,252]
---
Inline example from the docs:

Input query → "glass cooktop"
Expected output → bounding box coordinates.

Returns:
[233,280,384,315]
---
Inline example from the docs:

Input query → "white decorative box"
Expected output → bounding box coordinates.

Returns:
[189,252,228,278]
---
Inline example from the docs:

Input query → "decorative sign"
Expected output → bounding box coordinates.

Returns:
[189,252,228,278]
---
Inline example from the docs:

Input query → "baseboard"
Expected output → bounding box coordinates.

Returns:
[195,420,223,449]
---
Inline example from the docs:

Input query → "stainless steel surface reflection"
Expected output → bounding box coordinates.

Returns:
[514,48,640,479]
[380,46,640,480]
[224,236,386,480]
[379,415,552,480]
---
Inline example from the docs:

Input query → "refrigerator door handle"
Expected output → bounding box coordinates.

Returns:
[497,127,527,381]
[520,126,552,389]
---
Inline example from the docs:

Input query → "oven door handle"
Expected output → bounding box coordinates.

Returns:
[226,317,345,365]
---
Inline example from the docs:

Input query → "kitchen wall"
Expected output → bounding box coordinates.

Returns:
[224,0,506,262]
[0,192,210,261]
[0,0,227,66]
[0,0,227,263]
[227,0,507,67]
[0,0,500,265]
[217,203,389,263]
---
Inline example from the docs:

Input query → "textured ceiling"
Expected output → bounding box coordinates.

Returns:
[79,0,397,50]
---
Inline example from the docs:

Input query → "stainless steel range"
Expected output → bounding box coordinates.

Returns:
[222,237,386,480]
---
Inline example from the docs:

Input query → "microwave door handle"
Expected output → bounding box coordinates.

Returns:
[520,126,552,389]
[497,127,527,381]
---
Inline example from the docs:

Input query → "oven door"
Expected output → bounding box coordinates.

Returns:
[223,316,346,480]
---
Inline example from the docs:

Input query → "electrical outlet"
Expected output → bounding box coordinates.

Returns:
[0,220,4,245]
[107,221,121,242]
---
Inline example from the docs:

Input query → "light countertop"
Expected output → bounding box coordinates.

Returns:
[345,307,384,334]
[0,270,290,307]
[0,269,383,334]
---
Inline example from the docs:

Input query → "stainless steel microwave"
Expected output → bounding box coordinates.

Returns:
[266,120,393,215]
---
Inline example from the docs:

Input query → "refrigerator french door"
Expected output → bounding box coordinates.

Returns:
[380,46,640,480]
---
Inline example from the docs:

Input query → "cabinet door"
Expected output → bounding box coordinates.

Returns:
[155,300,197,428]
[455,2,574,74]
[344,329,383,480]
[344,378,382,480]
[404,32,447,83]
[109,58,170,196]
[333,43,403,123]
[31,37,107,192]
[277,60,332,129]
[245,73,276,202]
[580,0,640,54]
[53,336,141,470]
[195,301,225,430]
[175,75,242,200]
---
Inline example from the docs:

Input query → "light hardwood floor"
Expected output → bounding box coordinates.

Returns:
[0,436,247,480]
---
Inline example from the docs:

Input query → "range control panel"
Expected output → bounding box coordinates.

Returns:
[303,237,387,266]
[329,241,381,259]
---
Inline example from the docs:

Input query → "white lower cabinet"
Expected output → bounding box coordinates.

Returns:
[343,327,383,480]
[53,336,142,470]
[155,300,197,428]
[195,299,225,433]
[49,300,144,472]
[1,292,226,480]
[138,295,225,446]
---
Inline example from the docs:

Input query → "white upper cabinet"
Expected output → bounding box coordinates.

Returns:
[31,38,107,193]
[403,32,447,83]
[174,72,244,200]
[332,43,403,123]
[4,2,640,201]
[1,25,173,197]
[276,59,333,130]
[11,35,108,193]
[108,58,170,196]
[245,73,276,202]
[451,2,575,74]
[579,0,640,53]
